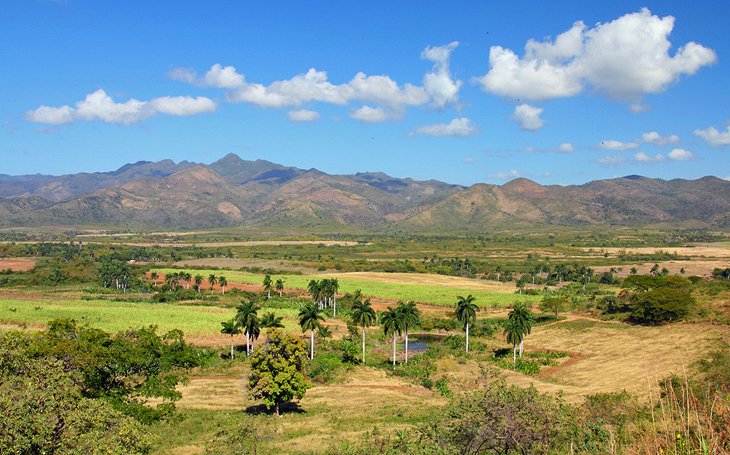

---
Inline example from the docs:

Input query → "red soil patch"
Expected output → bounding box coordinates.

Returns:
[0,258,36,272]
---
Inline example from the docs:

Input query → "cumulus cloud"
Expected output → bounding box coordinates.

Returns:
[349,105,390,123]
[421,41,462,108]
[558,143,574,153]
[26,89,216,125]
[640,131,680,146]
[597,155,627,166]
[511,104,544,131]
[488,169,521,179]
[411,117,478,137]
[477,9,716,102]
[287,109,320,122]
[694,123,730,147]
[668,148,694,160]
[634,151,665,163]
[599,140,639,151]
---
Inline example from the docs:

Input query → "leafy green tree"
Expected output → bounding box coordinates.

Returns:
[351,296,376,364]
[509,302,533,357]
[248,329,310,416]
[262,274,273,300]
[380,307,403,367]
[275,278,285,296]
[631,287,695,325]
[455,294,479,353]
[398,301,421,363]
[630,267,638,275]
[220,319,241,359]
[260,312,284,329]
[218,275,228,294]
[298,302,324,360]
[98,259,133,291]
[540,296,566,318]
[236,301,260,355]
[208,274,217,293]
[503,319,523,364]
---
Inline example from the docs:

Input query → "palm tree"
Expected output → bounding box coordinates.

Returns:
[220,319,241,359]
[181,271,192,289]
[235,300,260,356]
[218,276,228,294]
[307,279,321,308]
[298,302,324,360]
[165,271,180,289]
[260,312,284,329]
[208,274,217,293]
[397,301,420,363]
[503,319,523,364]
[330,278,340,316]
[455,295,479,353]
[380,307,403,367]
[262,274,273,299]
[508,302,533,358]
[275,278,285,297]
[150,271,159,287]
[351,297,376,364]
[194,274,204,292]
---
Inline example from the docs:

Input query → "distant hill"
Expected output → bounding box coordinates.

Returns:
[1,154,728,230]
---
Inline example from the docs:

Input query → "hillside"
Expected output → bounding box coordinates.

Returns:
[1,154,728,230]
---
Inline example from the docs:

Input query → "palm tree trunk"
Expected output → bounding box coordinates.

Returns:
[404,328,409,363]
[392,333,396,367]
[361,325,366,364]
[230,339,234,359]
[513,343,517,364]
[519,340,524,357]
[465,322,470,353]
[246,331,250,356]
[333,295,336,317]
[310,329,315,360]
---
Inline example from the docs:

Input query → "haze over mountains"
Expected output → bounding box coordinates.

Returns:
[0,153,728,230]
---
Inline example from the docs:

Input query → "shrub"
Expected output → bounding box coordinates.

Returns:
[630,287,695,325]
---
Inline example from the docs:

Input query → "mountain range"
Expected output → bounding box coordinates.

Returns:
[1,153,728,231]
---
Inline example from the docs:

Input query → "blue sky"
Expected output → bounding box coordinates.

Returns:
[1,1,728,185]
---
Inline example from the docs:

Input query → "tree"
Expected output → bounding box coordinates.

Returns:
[397,301,421,363]
[260,312,284,329]
[275,278,285,297]
[236,301,260,356]
[503,319,523,364]
[508,302,533,357]
[630,267,638,275]
[630,287,695,325]
[516,275,528,294]
[262,274,273,300]
[307,279,321,306]
[330,278,340,316]
[650,263,660,276]
[218,276,228,294]
[455,295,479,353]
[380,307,403,367]
[248,329,310,416]
[220,318,241,359]
[540,296,566,318]
[298,302,324,360]
[194,274,203,292]
[208,274,217,293]
[150,271,159,287]
[351,297,376,364]
[181,271,191,289]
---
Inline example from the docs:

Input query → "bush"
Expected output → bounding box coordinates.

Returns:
[307,353,348,384]
[630,287,695,325]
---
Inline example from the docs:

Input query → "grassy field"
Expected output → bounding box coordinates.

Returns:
[153,268,539,308]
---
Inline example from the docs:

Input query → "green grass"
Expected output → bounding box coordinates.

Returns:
[0,297,301,334]
[154,268,539,308]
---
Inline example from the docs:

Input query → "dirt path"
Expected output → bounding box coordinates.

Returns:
[0,258,36,271]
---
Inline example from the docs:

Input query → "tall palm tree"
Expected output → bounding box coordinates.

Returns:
[165,271,180,289]
[208,274,217,293]
[307,279,321,308]
[262,274,273,299]
[150,271,159,287]
[181,271,192,289]
[503,319,523,364]
[380,307,404,367]
[260,312,284,329]
[218,276,228,294]
[235,300,260,356]
[330,278,340,316]
[397,301,421,363]
[275,278,285,297]
[455,295,479,353]
[194,274,204,292]
[508,302,533,357]
[351,297,376,364]
[220,319,241,359]
[298,302,324,360]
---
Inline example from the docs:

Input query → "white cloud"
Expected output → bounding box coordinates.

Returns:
[476,9,716,102]
[558,143,574,153]
[203,64,246,89]
[511,104,544,131]
[668,148,694,160]
[168,67,197,85]
[488,169,521,179]
[640,131,680,146]
[463,157,475,164]
[287,109,320,122]
[599,140,639,151]
[411,117,478,137]
[349,105,389,123]
[421,41,462,108]
[26,89,216,125]
[694,123,730,147]
[597,155,627,165]
[634,151,665,163]
[630,103,651,113]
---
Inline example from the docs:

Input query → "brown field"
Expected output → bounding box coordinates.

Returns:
[589,243,730,259]
[0,258,36,272]
[173,257,318,273]
[595,259,730,277]
[327,271,517,293]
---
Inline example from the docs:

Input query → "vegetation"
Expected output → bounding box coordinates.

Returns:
[455,294,478,352]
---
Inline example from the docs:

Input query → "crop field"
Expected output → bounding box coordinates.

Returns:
[152,268,539,308]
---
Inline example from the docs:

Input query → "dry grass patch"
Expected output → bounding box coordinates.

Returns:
[330,271,517,293]
[0,258,36,272]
